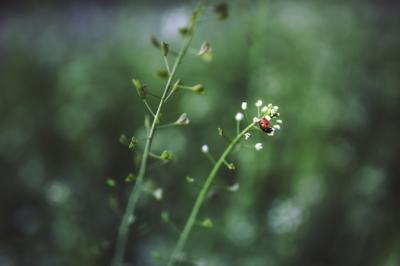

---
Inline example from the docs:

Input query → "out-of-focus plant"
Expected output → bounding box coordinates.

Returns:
[111,1,217,265]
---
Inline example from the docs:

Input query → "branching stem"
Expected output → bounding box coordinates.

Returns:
[111,2,207,265]
[167,122,255,266]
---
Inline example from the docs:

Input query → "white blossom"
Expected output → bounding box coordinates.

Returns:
[261,106,268,113]
[276,119,283,124]
[244,133,251,140]
[255,143,263,151]
[235,112,244,121]
[253,117,260,123]
[201,144,209,153]
[255,100,263,107]
[241,102,247,110]
[273,124,281,130]
[153,188,163,200]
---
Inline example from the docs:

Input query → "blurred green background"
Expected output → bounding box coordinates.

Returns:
[1,0,400,265]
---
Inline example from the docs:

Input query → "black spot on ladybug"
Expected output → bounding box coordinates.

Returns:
[265,127,274,133]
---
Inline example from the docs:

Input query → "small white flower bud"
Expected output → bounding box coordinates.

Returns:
[241,102,247,110]
[253,117,260,123]
[198,41,211,56]
[227,183,240,192]
[201,144,209,153]
[261,106,268,113]
[255,100,263,107]
[153,188,163,200]
[255,143,263,151]
[273,124,281,130]
[265,115,271,120]
[235,112,244,121]
[244,133,251,140]
[276,119,283,124]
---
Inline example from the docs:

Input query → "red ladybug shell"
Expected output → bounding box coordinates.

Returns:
[259,118,272,133]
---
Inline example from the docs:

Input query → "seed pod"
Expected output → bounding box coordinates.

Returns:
[161,42,169,56]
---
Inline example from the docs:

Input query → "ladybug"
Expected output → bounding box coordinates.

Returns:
[259,117,273,133]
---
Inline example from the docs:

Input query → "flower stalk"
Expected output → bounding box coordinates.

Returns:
[167,122,255,266]
[111,2,207,265]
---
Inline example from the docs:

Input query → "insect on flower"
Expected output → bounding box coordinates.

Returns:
[258,117,274,133]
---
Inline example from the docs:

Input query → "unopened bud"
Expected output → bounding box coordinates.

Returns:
[178,27,191,37]
[161,42,169,56]
[191,84,205,94]
[119,134,129,145]
[157,70,169,79]
[150,36,160,48]
[153,188,163,200]
[198,42,211,56]
[214,3,228,20]
[132,79,147,99]
[160,150,173,161]
[176,113,190,125]
[171,79,181,93]
[128,136,138,149]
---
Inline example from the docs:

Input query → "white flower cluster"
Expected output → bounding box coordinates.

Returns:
[258,101,283,137]
[240,99,284,150]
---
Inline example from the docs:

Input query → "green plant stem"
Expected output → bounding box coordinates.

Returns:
[167,122,255,266]
[111,3,206,266]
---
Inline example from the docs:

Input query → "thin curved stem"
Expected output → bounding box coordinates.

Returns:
[111,2,207,266]
[167,122,255,266]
